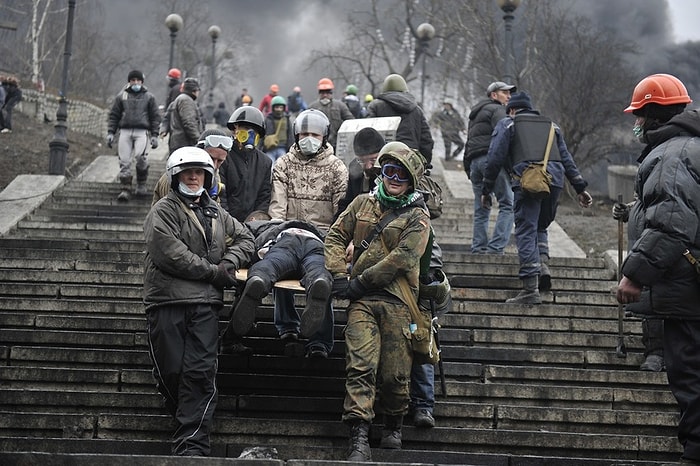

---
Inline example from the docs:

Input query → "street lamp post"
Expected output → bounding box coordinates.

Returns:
[207,25,221,124]
[48,0,76,175]
[496,0,521,84]
[416,22,435,108]
[165,13,183,71]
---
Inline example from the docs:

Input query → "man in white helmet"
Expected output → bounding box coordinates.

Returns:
[144,147,254,456]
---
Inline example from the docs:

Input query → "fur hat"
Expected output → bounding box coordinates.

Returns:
[353,128,385,156]
[506,92,533,112]
[128,70,145,82]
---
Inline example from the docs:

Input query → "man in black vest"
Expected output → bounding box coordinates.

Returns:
[481,92,592,303]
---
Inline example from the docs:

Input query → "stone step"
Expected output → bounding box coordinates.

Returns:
[0,409,682,462]
[8,228,144,241]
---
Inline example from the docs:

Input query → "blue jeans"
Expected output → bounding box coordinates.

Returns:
[512,187,561,278]
[265,146,287,164]
[274,289,334,353]
[259,234,334,353]
[470,156,514,254]
[409,361,435,412]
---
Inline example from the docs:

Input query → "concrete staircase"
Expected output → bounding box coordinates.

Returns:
[0,155,681,465]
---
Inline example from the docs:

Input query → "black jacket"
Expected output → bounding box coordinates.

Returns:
[367,91,434,163]
[464,98,507,168]
[622,110,700,319]
[219,146,273,222]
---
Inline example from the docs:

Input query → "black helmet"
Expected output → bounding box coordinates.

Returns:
[227,106,266,137]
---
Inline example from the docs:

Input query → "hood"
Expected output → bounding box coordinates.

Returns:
[377,91,417,113]
[639,109,700,162]
[468,98,498,120]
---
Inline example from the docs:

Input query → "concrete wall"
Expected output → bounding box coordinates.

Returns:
[18,89,108,138]
[607,164,637,203]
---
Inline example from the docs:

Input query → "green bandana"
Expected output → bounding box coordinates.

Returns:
[375,181,420,209]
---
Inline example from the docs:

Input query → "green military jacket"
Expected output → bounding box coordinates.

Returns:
[324,192,430,304]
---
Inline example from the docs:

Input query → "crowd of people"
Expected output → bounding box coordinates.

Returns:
[97,65,699,463]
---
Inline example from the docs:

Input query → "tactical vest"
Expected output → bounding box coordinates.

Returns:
[510,113,561,165]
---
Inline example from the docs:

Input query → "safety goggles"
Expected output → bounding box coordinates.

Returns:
[198,134,233,151]
[381,163,410,182]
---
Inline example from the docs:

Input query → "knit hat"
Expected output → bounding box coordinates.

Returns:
[183,77,200,93]
[353,128,386,156]
[128,70,145,82]
[486,81,516,96]
[506,92,533,112]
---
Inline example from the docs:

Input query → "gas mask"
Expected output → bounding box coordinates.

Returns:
[235,129,258,150]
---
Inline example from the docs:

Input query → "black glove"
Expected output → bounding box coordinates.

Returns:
[346,278,368,302]
[106,133,114,149]
[332,276,350,298]
[211,262,236,289]
[612,202,631,222]
[150,136,159,149]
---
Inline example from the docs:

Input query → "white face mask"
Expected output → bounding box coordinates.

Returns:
[178,181,205,198]
[319,97,331,105]
[298,136,323,156]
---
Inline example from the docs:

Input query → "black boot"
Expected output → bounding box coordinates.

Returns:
[347,420,371,461]
[135,168,149,196]
[117,176,132,202]
[379,414,403,449]
[539,254,552,292]
[506,276,541,304]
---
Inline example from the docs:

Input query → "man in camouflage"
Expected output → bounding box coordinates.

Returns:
[325,141,431,462]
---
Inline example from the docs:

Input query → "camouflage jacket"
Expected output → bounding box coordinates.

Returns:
[269,144,348,231]
[324,192,430,303]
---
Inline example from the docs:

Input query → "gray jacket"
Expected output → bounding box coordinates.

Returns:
[168,92,204,153]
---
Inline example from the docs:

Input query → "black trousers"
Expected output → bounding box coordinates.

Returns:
[147,303,220,456]
[664,319,700,461]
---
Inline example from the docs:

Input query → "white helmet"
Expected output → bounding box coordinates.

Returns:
[293,108,330,138]
[166,147,215,191]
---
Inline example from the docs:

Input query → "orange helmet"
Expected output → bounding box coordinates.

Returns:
[317,78,334,91]
[167,68,181,79]
[270,84,279,93]
[624,73,692,113]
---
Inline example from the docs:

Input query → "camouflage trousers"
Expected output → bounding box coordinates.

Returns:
[341,298,413,424]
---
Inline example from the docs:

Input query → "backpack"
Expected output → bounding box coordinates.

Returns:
[418,173,443,219]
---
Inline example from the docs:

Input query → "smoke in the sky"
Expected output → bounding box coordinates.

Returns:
[86,0,699,107]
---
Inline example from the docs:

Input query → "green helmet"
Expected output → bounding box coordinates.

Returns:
[345,84,358,95]
[378,141,424,188]
[271,95,286,108]
[382,74,408,93]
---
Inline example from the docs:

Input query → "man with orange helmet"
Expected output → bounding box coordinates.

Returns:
[615,73,700,465]
[165,68,182,109]
[309,77,355,150]
[258,84,279,116]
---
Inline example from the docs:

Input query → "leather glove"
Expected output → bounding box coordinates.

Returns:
[211,262,236,289]
[480,193,493,210]
[577,191,593,208]
[346,278,368,302]
[331,276,350,298]
[612,201,631,222]
[150,136,159,149]
[106,133,114,149]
